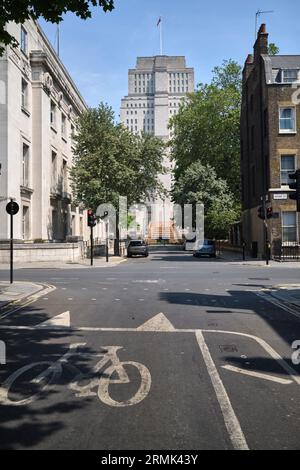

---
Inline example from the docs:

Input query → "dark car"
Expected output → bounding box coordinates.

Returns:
[127,240,149,258]
[193,239,216,258]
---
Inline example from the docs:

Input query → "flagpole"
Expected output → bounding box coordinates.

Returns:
[160,20,163,55]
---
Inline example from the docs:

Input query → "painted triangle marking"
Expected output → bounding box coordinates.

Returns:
[39,311,70,328]
[137,313,175,332]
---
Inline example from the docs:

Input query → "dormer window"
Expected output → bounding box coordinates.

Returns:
[282,69,299,83]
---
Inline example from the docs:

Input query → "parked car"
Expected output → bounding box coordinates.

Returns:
[127,240,149,258]
[193,239,216,258]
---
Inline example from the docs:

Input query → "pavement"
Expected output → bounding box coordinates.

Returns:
[0,256,126,271]
[0,251,300,450]
[0,281,52,311]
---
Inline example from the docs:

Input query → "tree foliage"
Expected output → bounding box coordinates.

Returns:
[70,103,166,211]
[0,0,115,55]
[268,43,280,56]
[171,161,240,239]
[170,59,242,201]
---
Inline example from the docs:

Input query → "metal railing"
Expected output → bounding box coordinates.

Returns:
[272,241,300,261]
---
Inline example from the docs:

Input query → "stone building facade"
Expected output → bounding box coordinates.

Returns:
[0,19,89,244]
[241,24,300,258]
[120,56,194,240]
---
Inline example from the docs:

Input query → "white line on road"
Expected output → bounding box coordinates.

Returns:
[255,290,300,321]
[221,365,293,385]
[195,331,249,451]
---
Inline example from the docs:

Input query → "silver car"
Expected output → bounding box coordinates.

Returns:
[127,240,149,258]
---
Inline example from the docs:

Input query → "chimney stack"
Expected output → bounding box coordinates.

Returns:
[243,54,254,82]
[254,23,269,61]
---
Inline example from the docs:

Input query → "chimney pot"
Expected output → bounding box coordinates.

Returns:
[246,54,253,64]
[258,23,266,35]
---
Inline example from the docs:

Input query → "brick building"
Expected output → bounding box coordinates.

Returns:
[241,24,300,259]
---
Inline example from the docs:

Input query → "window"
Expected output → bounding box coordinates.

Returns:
[51,151,57,188]
[22,143,30,187]
[22,206,30,240]
[62,159,68,192]
[71,124,75,146]
[282,211,297,243]
[281,155,296,185]
[279,107,296,133]
[21,79,28,110]
[61,114,67,137]
[20,27,27,54]
[283,69,299,83]
[50,102,56,127]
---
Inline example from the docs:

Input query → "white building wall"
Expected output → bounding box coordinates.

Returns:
[0,19,91,243]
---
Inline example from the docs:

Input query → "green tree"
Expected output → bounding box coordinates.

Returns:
[70,103,166,252]
[268,43,280,56]
[171,161,240,240]
[170,59,242,200]
[0,0,114,55]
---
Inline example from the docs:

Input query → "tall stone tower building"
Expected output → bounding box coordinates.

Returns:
[120,56,195,240]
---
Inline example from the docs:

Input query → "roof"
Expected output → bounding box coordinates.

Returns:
[262,55,300,84]
[269,55,300,69]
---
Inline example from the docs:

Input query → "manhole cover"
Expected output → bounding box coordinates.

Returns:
[219,344,238,353]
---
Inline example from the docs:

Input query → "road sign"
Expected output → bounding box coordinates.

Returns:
[6,201,19,216]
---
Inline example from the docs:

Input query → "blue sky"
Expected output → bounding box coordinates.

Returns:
[40,0,300,119]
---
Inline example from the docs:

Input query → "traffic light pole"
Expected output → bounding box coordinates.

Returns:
[10,199,13,283]
[90,226,94,267]
[105,220,109,263]
[262,196,270,266]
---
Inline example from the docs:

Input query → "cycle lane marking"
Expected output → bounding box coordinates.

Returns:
[0,314,299,387]
[220,365,293,385]
[195,331,249,450]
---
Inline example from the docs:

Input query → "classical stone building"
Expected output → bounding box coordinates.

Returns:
[241,24,300,259]
[0,19,89,247]
[120,56,194,240]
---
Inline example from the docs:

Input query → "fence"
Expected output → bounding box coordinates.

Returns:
[272,241,300,261]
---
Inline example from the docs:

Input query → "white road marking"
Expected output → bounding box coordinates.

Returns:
[132,280,159,284]
[67,298,73,301]
[137,313,176,332]
[195,331,249,450]
[221,365,293,385]
[204,329,300,386]
[40,311,70,328]
[255,290,300,321]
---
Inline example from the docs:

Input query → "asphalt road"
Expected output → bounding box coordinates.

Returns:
[0,252,300,450]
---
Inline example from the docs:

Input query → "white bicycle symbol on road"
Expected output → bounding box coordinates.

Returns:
[0,343,152,408]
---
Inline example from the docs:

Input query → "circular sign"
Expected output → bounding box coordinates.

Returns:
[6,201,19,216]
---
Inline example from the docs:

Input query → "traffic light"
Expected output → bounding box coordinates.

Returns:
[87,209,97,227]
[258,206,273,220]
[266,207,273,219]
[289,170,300,212]
[258,206,264,220]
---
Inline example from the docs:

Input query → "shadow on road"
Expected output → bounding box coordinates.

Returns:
[0,324,105,449]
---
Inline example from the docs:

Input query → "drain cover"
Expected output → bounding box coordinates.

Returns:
[219,344,238,353]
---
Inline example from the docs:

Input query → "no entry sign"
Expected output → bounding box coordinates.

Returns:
[6,201,19,216]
